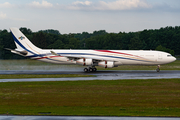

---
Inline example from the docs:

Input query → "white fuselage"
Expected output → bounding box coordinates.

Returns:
[29,49,176,66]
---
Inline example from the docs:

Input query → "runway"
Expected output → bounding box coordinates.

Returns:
[0,70,180,82]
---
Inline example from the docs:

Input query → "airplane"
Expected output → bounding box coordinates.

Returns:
[6,27,176,72]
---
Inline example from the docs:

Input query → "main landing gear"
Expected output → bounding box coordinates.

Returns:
[156,65,160,72]
[84,67,97,72]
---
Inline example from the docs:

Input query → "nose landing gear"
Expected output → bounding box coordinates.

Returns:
[156,65,160,72]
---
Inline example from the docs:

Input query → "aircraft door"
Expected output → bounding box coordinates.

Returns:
[158,53,162,59]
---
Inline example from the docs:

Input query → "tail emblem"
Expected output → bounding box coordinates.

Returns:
[19,36,25,40]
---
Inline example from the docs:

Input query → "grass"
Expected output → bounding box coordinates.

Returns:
[0,79,180,116]
[0,74,95,79]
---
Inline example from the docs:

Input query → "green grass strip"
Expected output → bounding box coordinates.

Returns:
[0,74,95,79]
[0,79,180,116]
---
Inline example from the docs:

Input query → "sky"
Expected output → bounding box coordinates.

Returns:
[0,0,180,34]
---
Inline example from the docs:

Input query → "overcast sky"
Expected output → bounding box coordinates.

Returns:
[0,0,180,34]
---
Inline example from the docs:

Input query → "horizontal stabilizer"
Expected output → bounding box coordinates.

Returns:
[5,48,28,56]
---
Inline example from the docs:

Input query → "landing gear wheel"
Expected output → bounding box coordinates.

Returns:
[156,65,160,72]
[84,67,97,72]
[84,68,89,72]
[93,68,97,72]
[89,68,93,72]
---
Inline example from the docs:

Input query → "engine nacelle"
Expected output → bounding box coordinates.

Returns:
[98,61,114,68]
[76,58,93,66]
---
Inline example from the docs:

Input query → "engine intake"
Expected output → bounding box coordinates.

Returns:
[98,61,114,68]
[76,58,93,66]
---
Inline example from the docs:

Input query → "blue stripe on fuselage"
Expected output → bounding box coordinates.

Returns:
[11,32,40,56]
[28,52,151,62]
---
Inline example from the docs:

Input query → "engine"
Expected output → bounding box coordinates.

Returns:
[98,61,114,68]
[76,58,93,66]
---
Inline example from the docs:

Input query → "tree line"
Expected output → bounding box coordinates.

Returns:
[0,26,180,59]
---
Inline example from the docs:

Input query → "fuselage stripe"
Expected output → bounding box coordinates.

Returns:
[28,53,152,63]
[95,50,143,58]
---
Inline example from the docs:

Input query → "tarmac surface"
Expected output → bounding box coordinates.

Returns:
[0,70,180,82]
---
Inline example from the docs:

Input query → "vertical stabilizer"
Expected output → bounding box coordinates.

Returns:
[10,27,42,54]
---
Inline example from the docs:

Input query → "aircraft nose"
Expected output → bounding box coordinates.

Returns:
[172,56,176,62]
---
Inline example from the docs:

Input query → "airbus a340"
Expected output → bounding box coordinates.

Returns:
[7,28,176,72]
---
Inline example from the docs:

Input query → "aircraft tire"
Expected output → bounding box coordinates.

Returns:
[93,68,97,72]
[156,68,160,72]
[84,68,89,72]
[89,68,93,72]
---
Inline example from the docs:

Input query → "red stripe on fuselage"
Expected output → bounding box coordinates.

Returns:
[94,50,142,58]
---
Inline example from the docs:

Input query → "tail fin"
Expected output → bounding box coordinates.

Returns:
[10,28,42,55]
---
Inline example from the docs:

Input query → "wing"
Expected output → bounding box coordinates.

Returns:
[50,50,81,61]
[50,50,116,62]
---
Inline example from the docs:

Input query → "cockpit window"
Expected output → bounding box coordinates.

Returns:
[167,55,172,57]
